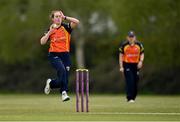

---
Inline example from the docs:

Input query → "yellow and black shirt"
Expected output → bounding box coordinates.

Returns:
[119,40,144,63]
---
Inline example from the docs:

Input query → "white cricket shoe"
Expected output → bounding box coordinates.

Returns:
[128,100,135,103]
[44,79,51,95]
[62,91,70,102]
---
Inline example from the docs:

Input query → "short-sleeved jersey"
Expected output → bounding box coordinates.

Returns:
[48,22,72,53]
[119,40,144,63]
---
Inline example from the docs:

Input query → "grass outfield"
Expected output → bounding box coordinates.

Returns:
[0,94,180,121]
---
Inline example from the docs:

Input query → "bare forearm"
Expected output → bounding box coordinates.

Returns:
[137,53,144,69]
[40,33,50,45]
[119,53,124,72]
[139,53,144,62]
[119,53,123,68]
[65,16,79,24]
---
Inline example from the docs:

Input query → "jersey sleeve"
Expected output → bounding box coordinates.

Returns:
[139,43,144,54]
[62,22,73,34]
[119,41,125,54]
[136,41,144,54]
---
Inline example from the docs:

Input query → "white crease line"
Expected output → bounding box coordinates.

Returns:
[84,112,180,115]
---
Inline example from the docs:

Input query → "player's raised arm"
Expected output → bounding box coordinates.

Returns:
[60,11,80,29]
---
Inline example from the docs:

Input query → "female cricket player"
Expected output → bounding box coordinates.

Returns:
[119,31,144,103]
[40,10,79,101]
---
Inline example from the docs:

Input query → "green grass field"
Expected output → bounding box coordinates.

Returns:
[0,94,180,121]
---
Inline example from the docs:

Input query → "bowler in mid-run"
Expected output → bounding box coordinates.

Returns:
[40,10,79,102]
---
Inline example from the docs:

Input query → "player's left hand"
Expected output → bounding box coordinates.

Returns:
[137,61,143,69]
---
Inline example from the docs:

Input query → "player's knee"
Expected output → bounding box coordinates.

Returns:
[57,66,66,74]
[66,66,70,71]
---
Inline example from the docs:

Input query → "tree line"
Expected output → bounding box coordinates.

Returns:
[0,0,180,94]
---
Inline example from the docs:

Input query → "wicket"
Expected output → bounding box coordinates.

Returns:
[76,69,89,112]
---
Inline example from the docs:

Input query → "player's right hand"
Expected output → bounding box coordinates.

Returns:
[47,24,55,35]
[120,67,124,72]
[60,11,65,20]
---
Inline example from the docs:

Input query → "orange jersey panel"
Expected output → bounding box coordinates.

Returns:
[49,26,71,52]
[123,45,141,63]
